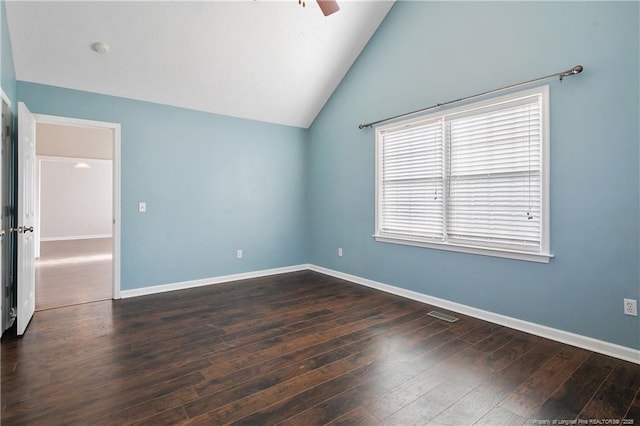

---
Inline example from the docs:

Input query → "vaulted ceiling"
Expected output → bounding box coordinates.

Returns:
[5,1,394,128]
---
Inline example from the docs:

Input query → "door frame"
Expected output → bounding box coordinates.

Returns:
[1,88,10,332]
[33,113,121,299]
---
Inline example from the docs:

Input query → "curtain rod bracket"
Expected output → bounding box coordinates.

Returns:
[358,64,584,129]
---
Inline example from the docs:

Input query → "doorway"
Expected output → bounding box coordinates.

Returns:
[33,114,121,310]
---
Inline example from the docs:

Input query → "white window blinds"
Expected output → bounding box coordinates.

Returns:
[447,97,542,251]
[376,87,549,260]
[380,119,444,240]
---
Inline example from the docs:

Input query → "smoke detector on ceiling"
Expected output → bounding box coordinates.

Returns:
[91,42,110,55]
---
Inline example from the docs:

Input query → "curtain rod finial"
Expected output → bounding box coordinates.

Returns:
[560,65,584,81]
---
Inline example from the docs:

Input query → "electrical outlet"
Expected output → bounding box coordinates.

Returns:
[236,249,243,259]
[138,202,146,213]
[624,299,638,316]
[338,248,343,257]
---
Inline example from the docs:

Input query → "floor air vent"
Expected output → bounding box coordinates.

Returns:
[427,311,459,323]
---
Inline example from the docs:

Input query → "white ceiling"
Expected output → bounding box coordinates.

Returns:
[6,1,394,128]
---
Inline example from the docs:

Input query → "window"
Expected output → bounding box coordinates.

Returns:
[375,86,551,263]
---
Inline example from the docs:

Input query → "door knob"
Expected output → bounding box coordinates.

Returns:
[9,226,33,233]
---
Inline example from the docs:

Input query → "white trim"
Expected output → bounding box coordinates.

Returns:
[374,235,553,263]
[112,125,121,299]
[307,264,640,365]
[540,86,551,256]
[120,264,310,299]
[32,114,120,131]
[40,234,112,242]
[32,113,122,300]
[0,87,11,109]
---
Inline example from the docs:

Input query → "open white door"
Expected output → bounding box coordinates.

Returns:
[16,102,36,335]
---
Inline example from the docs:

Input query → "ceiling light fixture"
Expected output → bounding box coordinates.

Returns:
[74,162,91,169]
[91,41,110,55]
[298,0,340,16]
[316,0,340,16]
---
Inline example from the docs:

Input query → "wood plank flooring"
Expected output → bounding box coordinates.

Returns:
[36,238,112,311]
[2,270,639,425]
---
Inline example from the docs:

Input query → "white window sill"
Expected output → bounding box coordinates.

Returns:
[373,234,553,263]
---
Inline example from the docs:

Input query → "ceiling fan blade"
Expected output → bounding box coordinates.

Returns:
[317,0,340,16]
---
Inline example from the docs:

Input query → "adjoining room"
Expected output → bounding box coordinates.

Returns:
[35,122,114,310]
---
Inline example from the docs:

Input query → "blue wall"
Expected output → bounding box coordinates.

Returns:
[308,1,640,349]
[1,0,16,106]
[18,82,308,290]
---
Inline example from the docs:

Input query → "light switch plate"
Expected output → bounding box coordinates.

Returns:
[138,202,147,213]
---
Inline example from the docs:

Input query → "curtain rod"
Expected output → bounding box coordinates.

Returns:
[358,65,584,130]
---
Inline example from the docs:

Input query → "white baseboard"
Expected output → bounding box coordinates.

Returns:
[115,262,639,364]
[41,234,112,242]
[308,264,640,365]
[120,264,310,299]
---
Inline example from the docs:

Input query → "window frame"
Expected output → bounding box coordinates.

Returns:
[374,86,552,263]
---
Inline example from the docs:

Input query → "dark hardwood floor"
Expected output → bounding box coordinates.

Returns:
[2,271,639,425]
